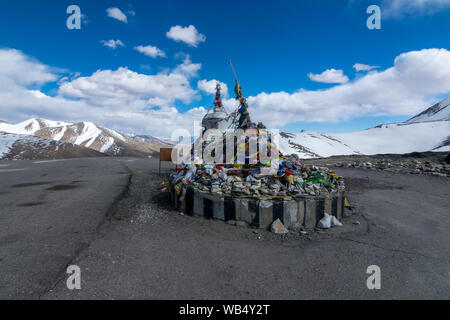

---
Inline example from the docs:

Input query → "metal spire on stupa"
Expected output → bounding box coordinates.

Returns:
[213,82,224,111]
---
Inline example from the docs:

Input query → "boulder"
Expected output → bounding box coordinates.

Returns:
[271,219,288,234]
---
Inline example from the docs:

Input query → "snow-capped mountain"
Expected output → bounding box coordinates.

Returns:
[1,97,448,161]
[0,132,104,160]
[406,97,450,123]
[278,97,450,158]
[0,119,170,157]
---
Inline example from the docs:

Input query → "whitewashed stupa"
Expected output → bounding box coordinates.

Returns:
[201,83,233,132]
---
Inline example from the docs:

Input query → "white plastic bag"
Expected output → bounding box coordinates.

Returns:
[318,213,332,229]
[318,213,343,229]
[331,215,343,227]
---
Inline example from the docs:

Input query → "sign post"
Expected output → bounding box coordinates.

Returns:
[159,148,174,176]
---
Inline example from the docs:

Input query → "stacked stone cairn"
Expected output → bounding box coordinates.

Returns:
[163,154,345,202]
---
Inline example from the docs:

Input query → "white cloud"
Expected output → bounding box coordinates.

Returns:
[134,45,166,58]
[106,7,128,23]
[382,0,450,17]
[100,39,125,50]
[166,25,206,47]
[0,49,58,85]
[197,79,229,97]
[245,48,450,127]
[1,48,450,138]
[308,69,349,84]
[59,67,198,107]
[173,55,202,77]
[353,63,379,72]
[0,48,205,137]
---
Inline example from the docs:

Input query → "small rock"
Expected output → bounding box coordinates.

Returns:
[353,221,361,225]
[270,219,288,234]
[432,172,447,177]
[444,154,450,164]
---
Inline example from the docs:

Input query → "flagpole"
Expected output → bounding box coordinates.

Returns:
[229,59,239,84]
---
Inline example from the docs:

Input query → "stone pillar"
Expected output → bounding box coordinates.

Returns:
[336,192,344,219]
[257,199,274,229]
[283,200,298,229]
[212,196,225,220]
[324,195,332,214]
[235,199,257,226]
[193,190,204,217]
[297,198,306,228]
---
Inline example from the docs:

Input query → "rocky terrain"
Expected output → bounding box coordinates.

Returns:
[302,151,450,177]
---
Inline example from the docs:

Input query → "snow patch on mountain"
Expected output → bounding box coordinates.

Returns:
[105,128,126,142]
[74,122,101,147]
[0,132,62,159]
[0,133,18,157]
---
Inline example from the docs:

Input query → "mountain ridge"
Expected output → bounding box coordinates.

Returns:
[278,97,450,158]
[0,119,170,158]
[406,97,450,123]
[0,132,105,160]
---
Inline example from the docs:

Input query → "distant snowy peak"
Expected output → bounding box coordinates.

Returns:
[127,134,175,146]
[407,97,450,123]
[0,118,72,135]
[0,118,170,157]
[35,122,120,154]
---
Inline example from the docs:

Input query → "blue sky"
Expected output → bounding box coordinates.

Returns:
[0,0,450,136]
